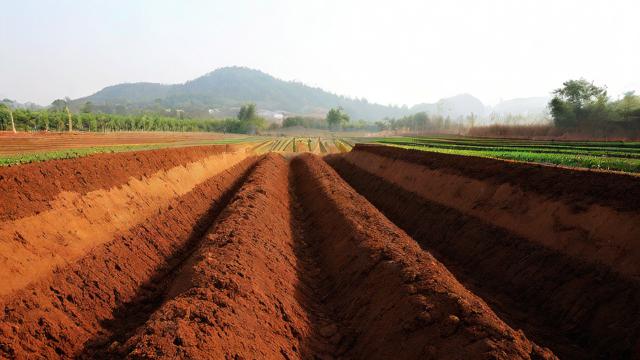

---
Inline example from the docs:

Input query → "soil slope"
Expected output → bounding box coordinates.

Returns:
[327,145,640,358]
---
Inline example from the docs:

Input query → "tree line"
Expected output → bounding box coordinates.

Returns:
[279,107,376,131]
[0,100,268,134]
[374,112,468,133]
[549,79,640,134]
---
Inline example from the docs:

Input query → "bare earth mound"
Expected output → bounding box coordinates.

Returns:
[327,144,640,358]
[9,143,637,358]
[292,154,554,359]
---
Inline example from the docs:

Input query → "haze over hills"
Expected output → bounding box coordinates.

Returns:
[491,97,550,116]
[70,66,549,121]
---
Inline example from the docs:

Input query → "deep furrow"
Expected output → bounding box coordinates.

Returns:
[0,156,258,358]
[77,159,259,358]
[291,153,554,359]
[120,154,315,358]
[10,145,635,359]
[326,151,640,359]
[290,172,345,358]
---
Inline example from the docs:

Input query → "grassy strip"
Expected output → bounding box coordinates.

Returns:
[0,137,259,166]
[384,143,640,173]
[376,139,640,159]
[365,135,640,148]
[0,144,169,166]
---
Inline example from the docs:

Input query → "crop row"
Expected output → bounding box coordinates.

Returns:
[377,138,640,159]
[388,142,640,173]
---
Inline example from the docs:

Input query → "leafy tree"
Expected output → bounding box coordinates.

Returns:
[615,91,640,121]
[237,103,256,121]
[0,103,16,133]
[549,79,608,128]
[51,99,67,112]
[81,101,94,113]
[554,79,607,106]
[375,121,388,131]
[235,103,265,134]
[51,98,73,131]
[326,107,350,130]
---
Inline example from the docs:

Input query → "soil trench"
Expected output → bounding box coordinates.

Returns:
[121,153,317,359]
[338,145,640,278]
[0,156,258,358]
[0,144,245,222]
[326,147,640,359]
[0,148,251,297]
[291,154,554,360]
[1,149,574,359]
[119,153,554,359]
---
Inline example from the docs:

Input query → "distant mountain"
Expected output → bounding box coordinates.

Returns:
[74,67,407,120]
[84,82,171,104]
[491,97,550,116]
[71,66,548,121]
[411,94,487,119]
[1,98,43,110]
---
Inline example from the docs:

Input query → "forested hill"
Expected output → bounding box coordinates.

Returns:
[73,67,408,120]
[73,67,549,121]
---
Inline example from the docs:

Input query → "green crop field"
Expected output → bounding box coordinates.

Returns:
[0,137,263,166]
[365,136,640,173]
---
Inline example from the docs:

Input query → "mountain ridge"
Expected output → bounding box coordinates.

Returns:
[72,66,548,120]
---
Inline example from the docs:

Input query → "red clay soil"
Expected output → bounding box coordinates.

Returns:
[0,131,235,155]
[327,155,640,359]
[0,157,256,359]
[354,144,640,212]
[342,145,640,281]
[292,154,555,360]
[123,154,315,359]
[0,144,239,221]
[0,147,577,359]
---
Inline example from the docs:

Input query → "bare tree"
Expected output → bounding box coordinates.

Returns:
[66,105,72,132]
[8,107,16,133]
[0,103,16,133]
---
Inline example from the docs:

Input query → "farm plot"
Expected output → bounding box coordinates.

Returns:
[0,131,261,166]
[327,144,640,359]
[369,135,640,173]
[0,146,556,359]
[263,136,352,154]
[3,142,637,359]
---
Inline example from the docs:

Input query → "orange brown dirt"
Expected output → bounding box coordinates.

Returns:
[334,145,640,278]
[0,131,238,155]
[122,154,315,358]
[0,146,251,297]
[0,144,244,221]
[0,158,256,358]
[291,154,554,359]
[2,143,636,359]
[327,144,640,358]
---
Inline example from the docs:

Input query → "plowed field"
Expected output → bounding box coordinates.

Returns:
[1,143,638,359]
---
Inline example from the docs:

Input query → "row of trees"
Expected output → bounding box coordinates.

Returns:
[281,113,371,131]
[278,107,376,132]
[0,106,263,134]
[374,112,467,133]
[550,79,640,133]
[0,101,270,134]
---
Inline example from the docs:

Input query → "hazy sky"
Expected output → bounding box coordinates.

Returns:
[1,0,639,106]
